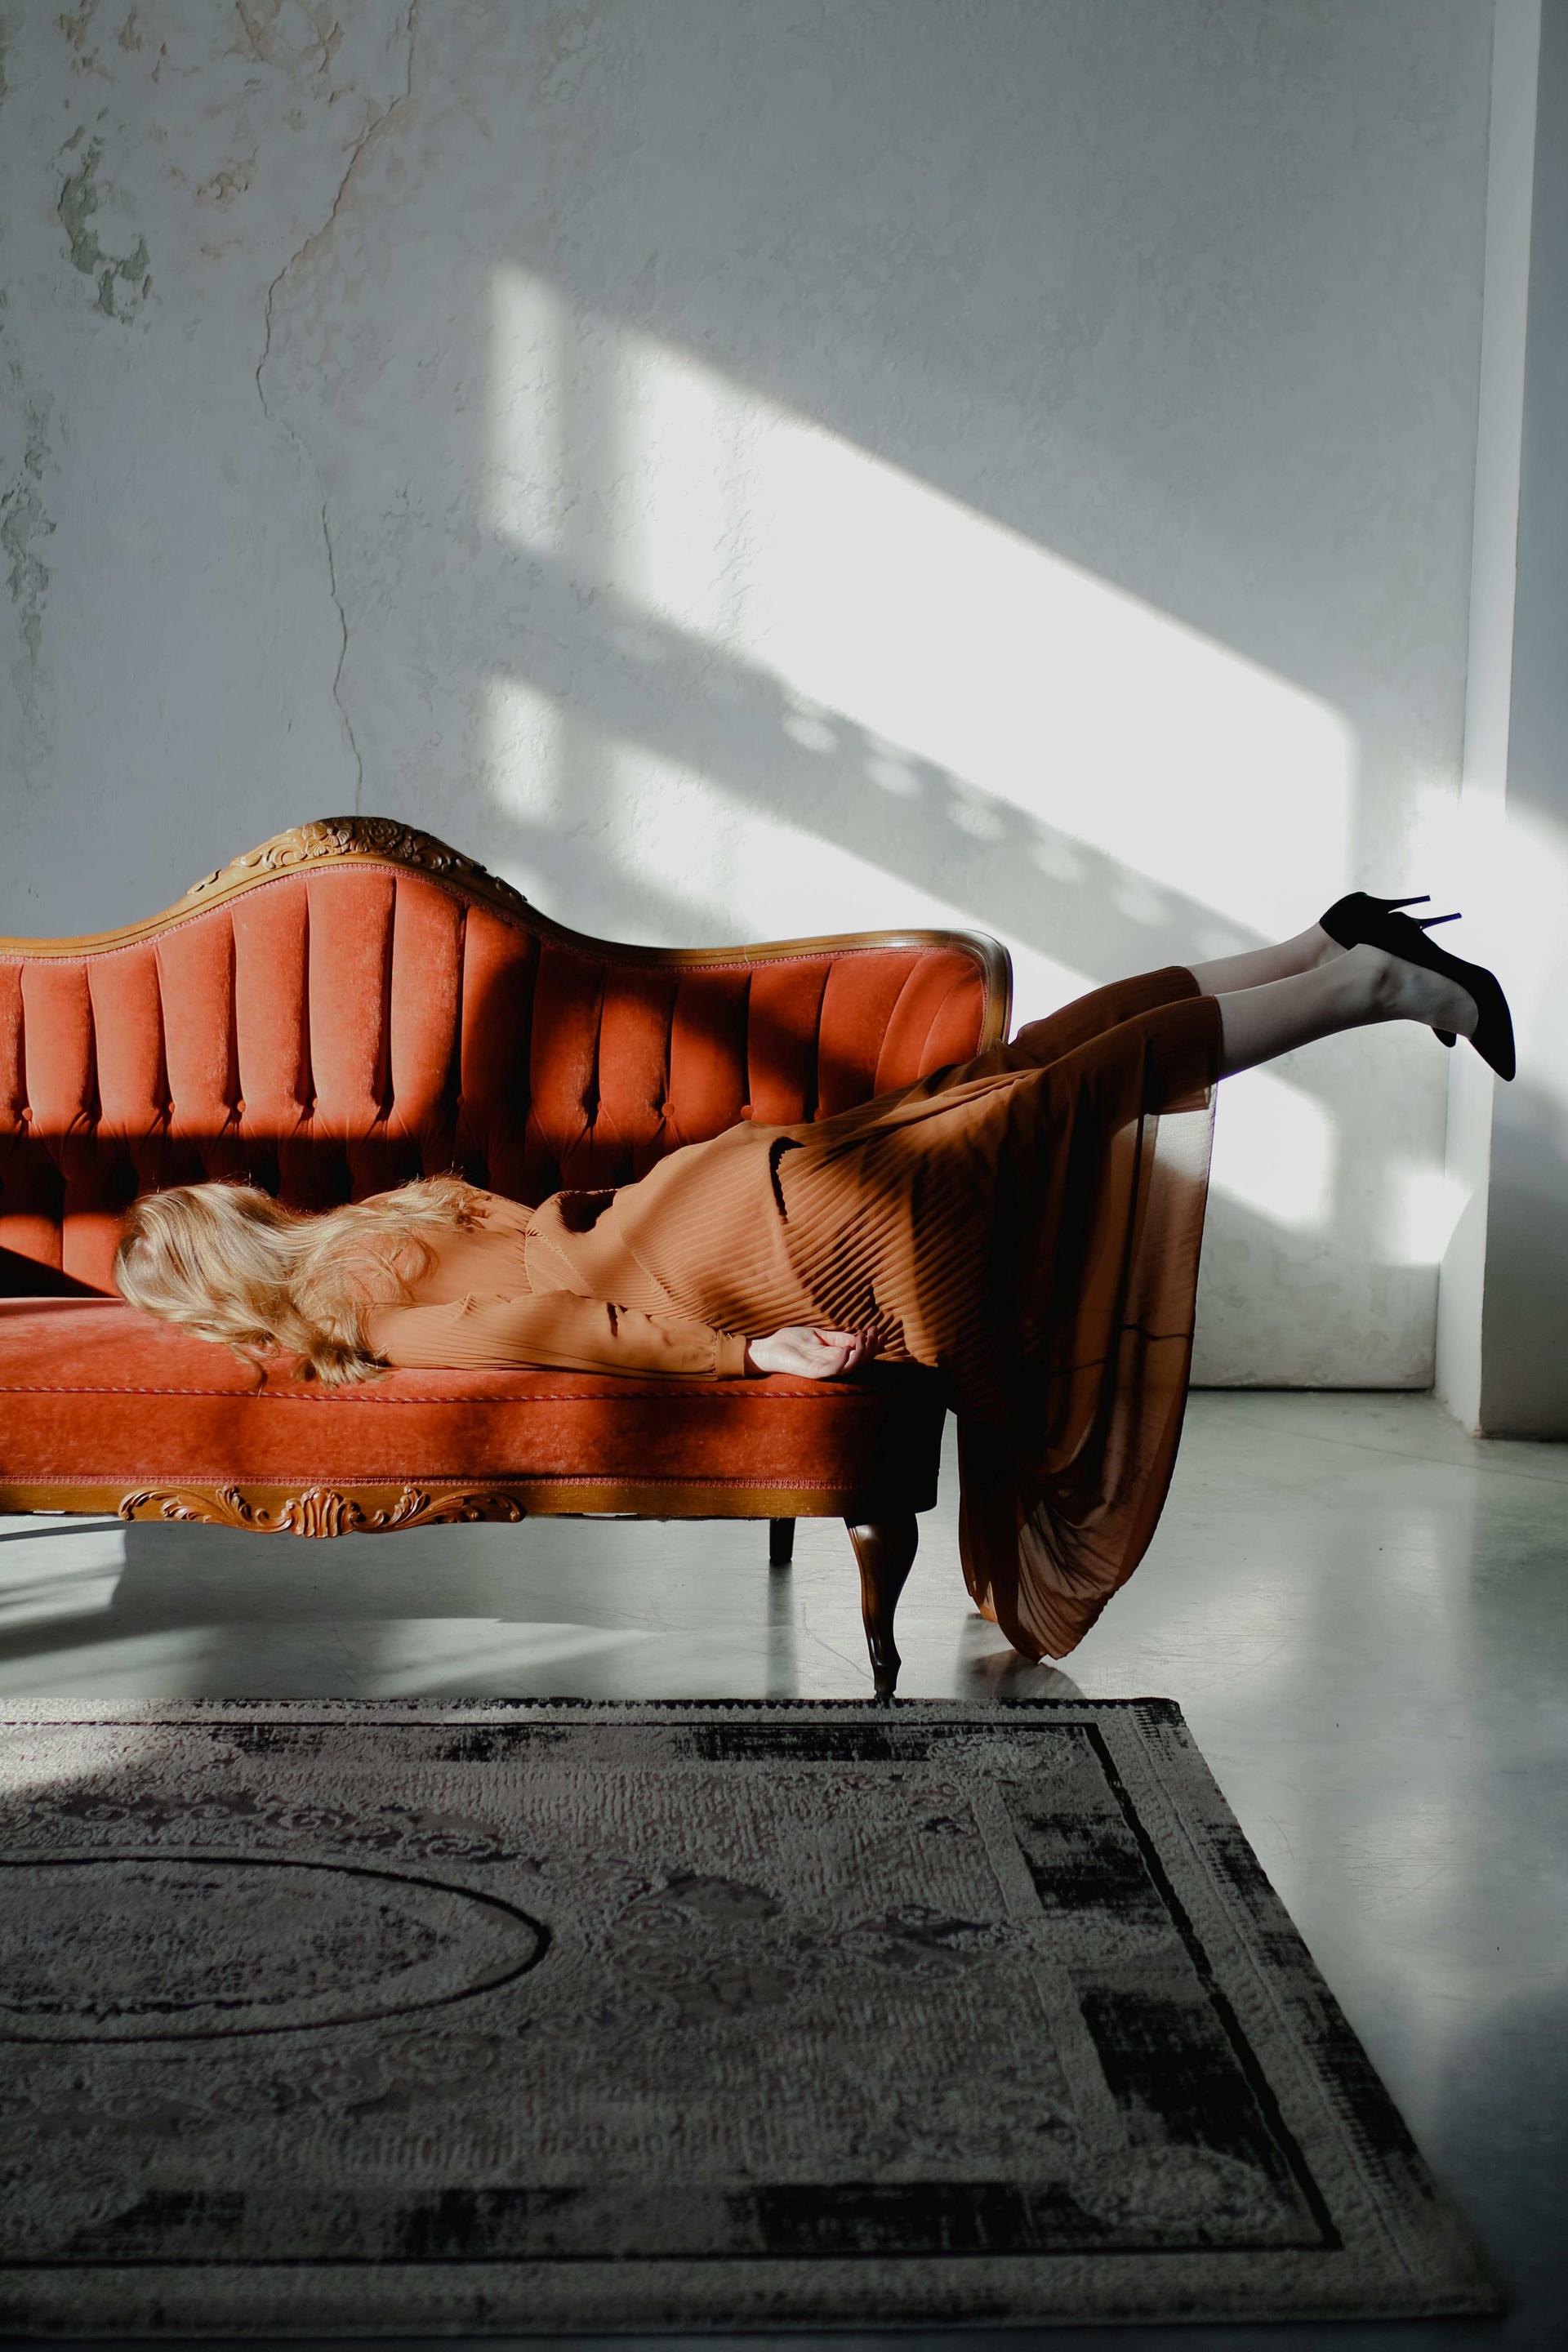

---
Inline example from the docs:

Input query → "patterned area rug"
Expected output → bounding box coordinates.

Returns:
[0,1697,1504,2336]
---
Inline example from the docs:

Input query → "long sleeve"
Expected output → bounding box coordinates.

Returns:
[368,1291,751,1379]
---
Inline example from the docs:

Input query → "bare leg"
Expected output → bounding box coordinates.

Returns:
[1186,921,1341,996]
[1210,942,1478,1081]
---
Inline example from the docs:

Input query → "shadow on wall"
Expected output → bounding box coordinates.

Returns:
[250,3,1492,957]
[425,533,1300,988]
[275,3,1486,915]
[390,277,1363,987]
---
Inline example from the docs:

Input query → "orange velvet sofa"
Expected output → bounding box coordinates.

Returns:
[0,819,1011,1696]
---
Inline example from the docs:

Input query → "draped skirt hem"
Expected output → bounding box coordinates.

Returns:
[777,967,1223,1659]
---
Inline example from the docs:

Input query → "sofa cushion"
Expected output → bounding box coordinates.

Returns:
[0,1300,949,1502]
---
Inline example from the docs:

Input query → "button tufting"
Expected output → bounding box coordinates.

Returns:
[660,1102,676,1120]
[739,1105,754,1118]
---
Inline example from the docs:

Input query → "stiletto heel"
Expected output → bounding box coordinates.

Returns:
[1318,891,1433,946]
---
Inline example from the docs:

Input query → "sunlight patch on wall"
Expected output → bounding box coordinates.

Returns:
[488,268,570,554]
[588,729,1072,975]
[601,742,739,915]
[1428,770,1509,967]
[1207,1071,1337,1232]
[488,677,566,826]
[487,265,1356,939]
[1380,1164,1473,1267]
[609,317,1354,933]
[485,266,1357,1239]
[1454,795,1566,1049]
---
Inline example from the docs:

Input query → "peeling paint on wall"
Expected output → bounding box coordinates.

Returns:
[0,395,53,661]
[195,154,256,207]
[56,134,152,318]
[58,0,112,82]
[229,0,345,90]
[1,377,55,808]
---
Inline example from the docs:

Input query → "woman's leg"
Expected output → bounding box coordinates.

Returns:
[1209,940,1478,1081]
[929,922,1464,1098]
[1185,921,1340,996]
[1011,921,1342,1071]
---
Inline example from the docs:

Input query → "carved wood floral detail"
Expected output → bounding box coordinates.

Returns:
[185,820,530,911]
[117,1484,528,1538]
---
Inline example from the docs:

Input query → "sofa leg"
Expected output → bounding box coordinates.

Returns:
[768,1516,795,1566]
[844,1512,919,1702]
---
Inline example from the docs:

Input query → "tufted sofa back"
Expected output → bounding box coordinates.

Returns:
[0,819,1011,1297]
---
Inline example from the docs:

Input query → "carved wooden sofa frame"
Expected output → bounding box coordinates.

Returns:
[0,819,1011,1697]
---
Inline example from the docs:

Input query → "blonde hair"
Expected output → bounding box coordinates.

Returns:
[112,1174,485,1388]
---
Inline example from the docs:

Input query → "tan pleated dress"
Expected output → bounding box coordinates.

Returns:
[368,964,1223,1663]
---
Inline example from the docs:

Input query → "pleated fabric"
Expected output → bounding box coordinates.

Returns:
[764,964,1223,1659]
[550,961,1223,1662]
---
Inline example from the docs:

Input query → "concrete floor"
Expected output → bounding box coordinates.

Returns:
[2,1388,1563,2352]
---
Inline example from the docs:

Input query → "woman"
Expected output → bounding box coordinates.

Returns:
[113,895,1511,1664]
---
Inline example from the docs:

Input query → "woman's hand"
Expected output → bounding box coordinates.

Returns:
[743,1325,882,1379]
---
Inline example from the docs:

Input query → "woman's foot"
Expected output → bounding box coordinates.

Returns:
[1213,939,1477,1081]
[1191,915,1473,1023]
[1354,940,1480,1038]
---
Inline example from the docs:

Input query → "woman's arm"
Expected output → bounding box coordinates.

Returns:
[373,1292,750,1378]
[370,1297,884,1380]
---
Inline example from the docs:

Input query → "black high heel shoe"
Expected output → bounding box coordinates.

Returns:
[1317,892,1515,1081]
[1316,893,1467,1044]
[1316,893,1459,1046]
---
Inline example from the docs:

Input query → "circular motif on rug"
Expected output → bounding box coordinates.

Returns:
[0,1855,548,2042]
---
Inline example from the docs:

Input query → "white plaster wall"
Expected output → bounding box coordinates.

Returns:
[1437,0,1540,1436]
[1462,0,1568,1437]
[0,0,1494,1385]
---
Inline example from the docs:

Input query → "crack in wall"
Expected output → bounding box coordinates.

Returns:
[252,0,420,816]
[318,494,357,808]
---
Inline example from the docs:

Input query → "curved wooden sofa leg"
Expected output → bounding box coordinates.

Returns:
[768,1516,796,1566]
[844,1512,919,1703]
